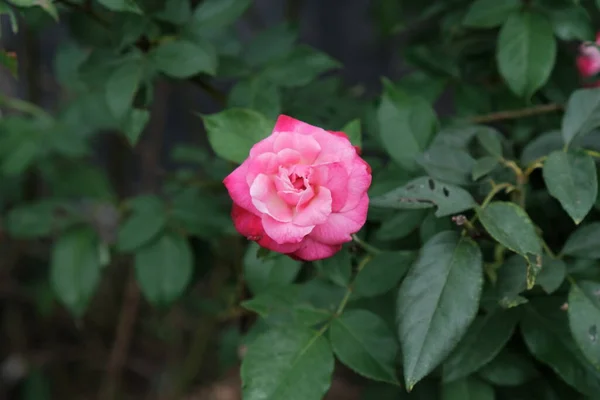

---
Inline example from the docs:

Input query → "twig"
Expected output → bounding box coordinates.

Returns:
[469,103,562,124]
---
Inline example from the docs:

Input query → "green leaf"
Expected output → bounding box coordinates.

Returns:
[117,195,166,252]
[244,243,301,294]
[241,328,334,400]
[154,0,191,25]
[462,0,520,28]
[0,50,17,77]
[441,378,494,400]
[494,255,528,308]
[542,150,597,224]
[497,11,556,98]
[476,127,503,158]
[242,23,297,66]
[228,76,281,119]
[377,92,438,171]
[549,6,594,42]
[417,145,475,186]
[342,119,361,148]
[50,227,101,316]
[537,257,566,294]
[371,177,476,217]
[315,248,352,287]
[0,3,18,34]
[521,298,600,396]
[442,309,520,382]
[330,309,399,384]
[478,349,539,387]
[568,280,600,368]
[5,200,73,239]
[472,157,499,181]
[262,45,341,88]
[562,88,600,146]
[477,202,542,266]
[150,38,217,78]
[376,210,428,241]
[106,57,144,120]
[96,0,142,14]
[562,222,600,259]
[189,0,251,36]
[202,108,273,163]
[168,187,231,238]
[353,251,416,298]
[10,0,58,19]
[122,108,150,146]
[134,231,193,305]
[419,210,453,243]
[397,231,483,389]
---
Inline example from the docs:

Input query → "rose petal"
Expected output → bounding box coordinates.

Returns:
[223,160,260,215]
[273,132,321,164]
[290,238,342,261]
[340,157,372,213]
[276,148,303,166]
[308,194,369,245]
[273,114,320,135]
[311,129,357,165]
[293,186,332,227]
[250,174,293,222]
[261,215,314,244]
[231,203,264,239]
[246,152,279,187]
[311,162,348,212]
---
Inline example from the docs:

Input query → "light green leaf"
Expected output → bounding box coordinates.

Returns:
[377,92,438,171]
[353,251,416,298]
[315,248,352,287]
[106,58,144,120]
[521,298,600,396]
[50,227,101,316]
[462,0,520,28]
[442,309,520,382]
[189,0,251,36]
[562,222,600,259]
[397,231,483,389]
[241,328,334,400]
[134,231,193,305]
[542,150,597,224]
[244,242,301,294]
[262,45,341,88]
[122,109,150,146]
[202,108,273,163]
[330,310,399,384]
[568,280,600,368]
[228,76,281,119]
[342,119,361,148]
[478,349,539,387]
[117,195,166,252]
[96,0,142,14]
[472,157,499,181]
[150,38,217,78]
[441,378,494,400]
[497,11,556,98]
[562,88,600,146]
[371,177,476,217]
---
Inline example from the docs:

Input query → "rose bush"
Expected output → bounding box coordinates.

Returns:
[224,115,371,261]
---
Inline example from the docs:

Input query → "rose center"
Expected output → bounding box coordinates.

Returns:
[289,173,307,191]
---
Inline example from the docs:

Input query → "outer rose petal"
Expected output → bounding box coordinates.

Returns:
[261,214,314,244]
[273,115,320,135]
[290,238,342,261]
[223,161,260,215]
[311,129,358,165]
[340,157,372,213]
[308,194,369,245]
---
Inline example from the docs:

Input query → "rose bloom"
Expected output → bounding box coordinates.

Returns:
[577,33,600,87]
[223,115,372,261]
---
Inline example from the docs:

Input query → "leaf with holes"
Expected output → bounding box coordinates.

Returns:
[371,177,476,217]
[543,150,597,224]
[397,231,483,389]
[330,310,399,384]
[568,280,600,368]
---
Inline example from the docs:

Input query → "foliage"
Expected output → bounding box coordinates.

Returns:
[3,0,600,399]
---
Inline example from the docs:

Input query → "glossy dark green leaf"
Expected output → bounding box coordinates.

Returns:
[442,309,519,382]
[397,231,483,389]
[497,11,556,98]
[441,378,494,400]
[371,177,476,217]
[478,349,539,387]
[462,0,520,28]
[568,280,600,368]
[241,328,334,400]
[476,127,503,158]
[562,88,600,146]
[244,243,301,294]
[377,91,438,171]
[376,210,428,241]
[562,222,600,259]
[315,248,352,287]
[417,145,475,186]
[202,108,273,163]
[521,298,600,396]
[189,0,251,36]
[134,232,193,305]
[536,256,566,294]
[472,157,499,181]
[228,77,281,119]
[330,310,399,384]
[353,251,416,298]
[117,195,166,252]
[150,39,217,78]
[543,150,597,224]
[50,227,101,316]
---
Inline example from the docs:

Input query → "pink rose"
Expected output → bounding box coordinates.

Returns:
[223,115,372,261]
[577,33,600,87]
